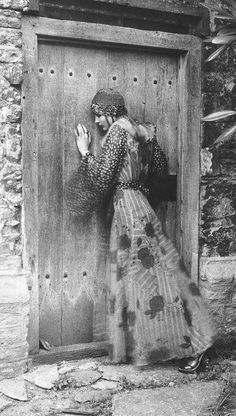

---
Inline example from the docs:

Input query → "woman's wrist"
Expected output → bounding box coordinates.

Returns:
[81,150,90,157]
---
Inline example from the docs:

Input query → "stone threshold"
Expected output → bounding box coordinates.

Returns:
[30,341,108,365]
[0,357,224,415]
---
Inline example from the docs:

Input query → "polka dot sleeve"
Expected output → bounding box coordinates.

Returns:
[81,124,127,193]
[149,139,168,176]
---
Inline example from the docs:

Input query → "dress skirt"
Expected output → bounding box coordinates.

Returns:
[108,187,216,365]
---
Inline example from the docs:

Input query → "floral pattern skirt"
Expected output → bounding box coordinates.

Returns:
[107,188,216,365]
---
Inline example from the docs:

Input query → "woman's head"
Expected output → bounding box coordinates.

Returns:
[91,88,127,131]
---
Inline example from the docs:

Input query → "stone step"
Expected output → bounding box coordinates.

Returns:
[112,381,222,416]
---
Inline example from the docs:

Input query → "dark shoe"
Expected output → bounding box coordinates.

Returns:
[178,351,205,374]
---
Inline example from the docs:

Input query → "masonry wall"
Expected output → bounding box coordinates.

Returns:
[199,0,236,336]
[0,0,29,379]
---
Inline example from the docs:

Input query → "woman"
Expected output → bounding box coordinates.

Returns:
[67,88,216,373]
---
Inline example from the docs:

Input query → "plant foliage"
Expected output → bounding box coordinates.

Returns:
[201,0,236,148]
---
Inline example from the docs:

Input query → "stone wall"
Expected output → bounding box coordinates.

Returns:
[0,0,30,379]
[199,0,236,335]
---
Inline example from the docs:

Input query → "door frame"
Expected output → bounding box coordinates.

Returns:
[22,16,202,353]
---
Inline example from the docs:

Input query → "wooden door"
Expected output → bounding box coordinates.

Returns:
[23,18,201,352]
[37,42,179,347]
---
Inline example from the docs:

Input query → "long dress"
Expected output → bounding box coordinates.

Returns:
[67,116,216,366]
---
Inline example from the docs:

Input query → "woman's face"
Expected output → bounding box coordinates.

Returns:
[95,115,113,131]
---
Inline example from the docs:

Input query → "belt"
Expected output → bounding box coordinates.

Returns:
[116,180,149,196]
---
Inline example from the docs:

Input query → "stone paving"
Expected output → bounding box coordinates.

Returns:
[0,357,224,415]
[112,382,222,416]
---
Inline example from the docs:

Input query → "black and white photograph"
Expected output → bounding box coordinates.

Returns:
[0,0,236,415]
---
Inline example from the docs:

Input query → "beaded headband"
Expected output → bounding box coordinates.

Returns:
[91,88,127,117]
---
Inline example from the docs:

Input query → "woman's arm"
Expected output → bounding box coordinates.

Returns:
[81,124,127,193]
[66,124,127,219]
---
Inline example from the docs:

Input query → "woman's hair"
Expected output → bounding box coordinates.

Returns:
[91,88,156,146]
[124,116,156,146]
[91,88,127,117]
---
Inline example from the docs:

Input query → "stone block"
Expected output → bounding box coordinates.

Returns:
[23,364,59,389]
[224,74,236,94]
[0,48,22,63]
[200,148,213,176]
[0,342,28,364]
[0,376,28,401]
[200,256,236,333]
[2,161,22,196]
[1,229,20,253]
[0,360,27,380]
[0,75,10,92]
[4,64,23,85]
[0,198,12,221]
[0,29,22,48]
[200,146,221,176]
[0,0,29,10]
[200,179,236,256]
[0,106,10,123]
[92,380,119,390]
[7,104,22,122]
[0,273,29,303]
[200,256,236,285]
[112,381,222,416]
[4,122,20,137]
[60,369,102,389]
[0,11,21,29]
[4,189,22,207]
[0,273,29,379]
[5,133,21,162]
[200,283,236,305]
[1,86,21,105]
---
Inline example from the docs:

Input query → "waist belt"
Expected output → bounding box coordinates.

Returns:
[116,180,149,196]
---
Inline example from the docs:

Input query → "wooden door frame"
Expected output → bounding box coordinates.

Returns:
[22,16,202,354]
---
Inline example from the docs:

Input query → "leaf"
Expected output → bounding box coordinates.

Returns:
[216,7,234,17]
[206,45,228,62]
[211,124,236,148]
[203,37,216,43]
[215,14,236,20]
[212,34,236,44]
[202,111,236,122]
[217,26,236,36]
[217,22,236,31]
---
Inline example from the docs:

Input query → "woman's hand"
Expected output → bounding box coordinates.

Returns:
[75,124,91,156]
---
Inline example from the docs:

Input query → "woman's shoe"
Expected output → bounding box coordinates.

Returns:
[178,351,206,374]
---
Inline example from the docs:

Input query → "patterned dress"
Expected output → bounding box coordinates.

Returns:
[73,117,216,365]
